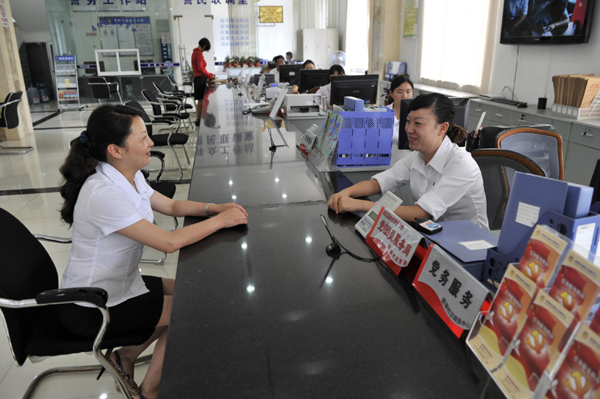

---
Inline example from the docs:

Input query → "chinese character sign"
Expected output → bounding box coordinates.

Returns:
[365,207,422,275]
[414,244,488,332]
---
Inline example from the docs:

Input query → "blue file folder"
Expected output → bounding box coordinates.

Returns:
[496,172,569,253]
[431,220,498,264]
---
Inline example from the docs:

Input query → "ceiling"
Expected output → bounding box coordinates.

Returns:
[10,0,50,34]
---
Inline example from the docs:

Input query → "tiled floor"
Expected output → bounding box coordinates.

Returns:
[0,103,197,399]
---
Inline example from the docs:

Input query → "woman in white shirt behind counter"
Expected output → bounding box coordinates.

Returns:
[386,75,414,146]
[328,93,489,230]
[317,64,345,105]
[57,105,248,399]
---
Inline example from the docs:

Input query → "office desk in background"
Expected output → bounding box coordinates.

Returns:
[160,86,503,398]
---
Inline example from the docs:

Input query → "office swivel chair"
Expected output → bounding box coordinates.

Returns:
[0,208,153,399]
[141,89,192,135]
[88,77,123,104]
[496,127,564,180]
[471,149,546,230]
[126,99,190,181]
[0,91,34,155]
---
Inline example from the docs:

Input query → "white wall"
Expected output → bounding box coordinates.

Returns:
[256,0,294,60]
[170,0,215,78]
[398,0,423,81]
[400,0,600,105]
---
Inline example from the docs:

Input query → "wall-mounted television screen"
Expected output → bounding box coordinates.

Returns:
[500,0,596,44]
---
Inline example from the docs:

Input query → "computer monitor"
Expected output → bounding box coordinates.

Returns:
[253,74,275,86]
[298,69,329,94]
[449,97,469,133]
[330,75,379,106]
[278,64,303,83]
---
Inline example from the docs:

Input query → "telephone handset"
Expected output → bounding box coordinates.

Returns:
[355,191,403,238]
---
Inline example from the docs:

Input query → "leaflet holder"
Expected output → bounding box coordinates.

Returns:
[483,209,600,292]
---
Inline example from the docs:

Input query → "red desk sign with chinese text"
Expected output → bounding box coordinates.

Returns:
[413,244,490,338]
[365,207,423,275]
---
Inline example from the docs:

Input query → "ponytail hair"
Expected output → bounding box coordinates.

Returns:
[447,124,467,144]
[407,93,466,144]
[59,105,143,225]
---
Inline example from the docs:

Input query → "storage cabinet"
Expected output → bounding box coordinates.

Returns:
[301,29,338,70]
[565,142,600,185]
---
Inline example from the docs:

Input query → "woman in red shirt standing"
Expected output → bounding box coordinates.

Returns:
[192,38,214,127]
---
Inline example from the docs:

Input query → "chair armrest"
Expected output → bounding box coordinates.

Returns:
[0,99,22,109]
[36,287,108,308]
[150,150,165,161]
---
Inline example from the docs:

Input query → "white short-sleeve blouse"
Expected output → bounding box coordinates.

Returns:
[61,162,155,307]
[372,136,489,229]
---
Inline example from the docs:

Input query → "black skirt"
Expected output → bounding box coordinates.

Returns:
[57,275,164,339]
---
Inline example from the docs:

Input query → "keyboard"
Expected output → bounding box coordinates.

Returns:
[489,97,528,108]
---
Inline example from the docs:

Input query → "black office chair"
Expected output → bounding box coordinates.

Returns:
[0,91,34,155]
[88,77,123,104]
[471,149,546,230]
[141,89,191,134]
[153,81,194,111]
[0,208,153,399]
[150,83,194,131]
[126,99,189,180]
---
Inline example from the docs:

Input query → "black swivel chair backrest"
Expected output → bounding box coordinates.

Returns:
[0,207,58,365]
[0,91,23,129]
[88,77,111,100]
[141,89,163,116]
[471,149,546,230]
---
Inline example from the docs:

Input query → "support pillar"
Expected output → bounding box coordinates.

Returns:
[0,0,33,142]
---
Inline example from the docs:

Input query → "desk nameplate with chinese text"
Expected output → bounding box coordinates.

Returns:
[413,244,490,338]
[365,207,422,275]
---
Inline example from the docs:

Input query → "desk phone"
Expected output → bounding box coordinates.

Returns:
[355,191,403,238]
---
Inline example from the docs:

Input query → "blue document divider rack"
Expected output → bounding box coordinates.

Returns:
[334,99,395,167]
[483,209,600,292]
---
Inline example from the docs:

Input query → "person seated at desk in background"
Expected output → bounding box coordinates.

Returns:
[268,55,286,82]
[386,75,414,146]
[285,51,293,64]
[290,59,316,94]
[328,93,489,230]
[57,105,248,399]
[192,38,215,127]
[317,64,345,103]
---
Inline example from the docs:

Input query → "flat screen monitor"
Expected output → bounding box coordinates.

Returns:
[253,74,275,86]
[500,0,596,44]
[298,69,329,94]
[330,75,379,106]
[278,64,303,83]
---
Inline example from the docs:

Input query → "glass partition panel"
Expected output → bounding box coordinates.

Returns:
[45,0,174,104]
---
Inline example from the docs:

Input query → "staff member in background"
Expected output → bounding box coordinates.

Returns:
[386,75,414,147]
[290,59,316,94]
[285,51,293,64]
[328,93,489,229]
[268,55,286,82]
[57,105,248,399]
[192,38,214,127]
[317,65,345,105]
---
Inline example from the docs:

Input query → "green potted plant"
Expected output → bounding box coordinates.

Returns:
[240,56,247,66]
[224,55,232,68]
[253,57,261,67]
[232,55,240,68]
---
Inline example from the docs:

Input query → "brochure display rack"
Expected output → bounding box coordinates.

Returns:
[54,55,81,110]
